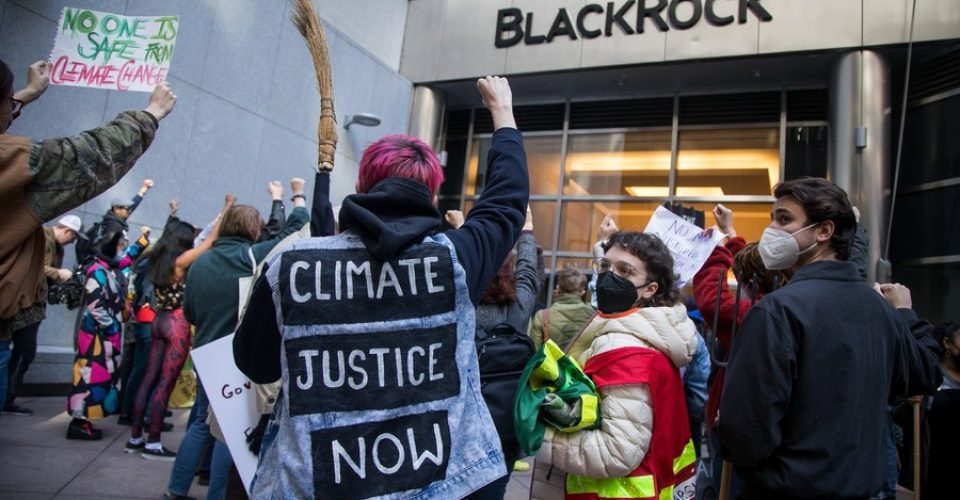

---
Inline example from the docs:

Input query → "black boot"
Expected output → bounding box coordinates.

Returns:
[66,418,103,440]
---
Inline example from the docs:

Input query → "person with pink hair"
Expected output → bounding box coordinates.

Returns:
[234,76,529,498]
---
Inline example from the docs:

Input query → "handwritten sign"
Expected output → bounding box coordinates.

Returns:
[49,7,178,92]
[190,334,258,494]
[644,206,725,287]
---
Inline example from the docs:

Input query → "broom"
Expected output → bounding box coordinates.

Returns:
[292,0,337,173]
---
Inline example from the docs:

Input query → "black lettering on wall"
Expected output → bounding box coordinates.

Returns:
[546,8,578,42]
[495,8,523,48]
[637,0,669,33]
[577,4,604,38]
[605,1,636,36]
[313,411,452,498]
[286,324,461,415]
[704,0,734,26]
[524,12,546,44]
[279,244,456,326]
[738,0,772,24]
[668,0,703,30]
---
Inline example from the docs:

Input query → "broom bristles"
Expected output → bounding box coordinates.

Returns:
[292,0,337,170]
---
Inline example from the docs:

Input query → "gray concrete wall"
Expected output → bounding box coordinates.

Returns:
[0,0,411,383]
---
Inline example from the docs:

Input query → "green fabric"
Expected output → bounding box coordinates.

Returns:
[514,339,601,456]
[529,293,595,351]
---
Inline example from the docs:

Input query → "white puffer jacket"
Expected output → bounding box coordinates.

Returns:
[537,303,698,479]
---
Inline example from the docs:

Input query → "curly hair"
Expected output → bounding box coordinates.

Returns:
[733,242,792,296]
[602,231,680,307]
[480,253,517,306]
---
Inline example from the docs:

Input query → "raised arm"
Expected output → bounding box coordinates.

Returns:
[250,177,309,261]
[263,181,287,240]
[514,208,540,317]
[24,82,177,222]
[311,171,336,237]
[446,76,528,304]
[175,194,236,277]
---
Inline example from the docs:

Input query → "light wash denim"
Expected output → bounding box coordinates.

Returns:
[251,233,505,499]
[167,379,232,499]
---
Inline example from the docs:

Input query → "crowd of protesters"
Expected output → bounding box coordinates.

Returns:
[0,54,955,500]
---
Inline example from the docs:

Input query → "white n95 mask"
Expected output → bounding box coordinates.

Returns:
[758,224,818,270]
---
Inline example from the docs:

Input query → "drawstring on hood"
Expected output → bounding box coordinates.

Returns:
[338,177,443,261]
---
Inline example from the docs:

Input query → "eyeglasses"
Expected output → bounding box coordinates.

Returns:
[2,97,24,120]
[592,257,648,280]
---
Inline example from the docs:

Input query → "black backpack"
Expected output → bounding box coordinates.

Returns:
[476,303,535,448]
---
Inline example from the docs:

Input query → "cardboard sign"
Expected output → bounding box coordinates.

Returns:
[190,334,258,494]
[644,206,726,287]
[49,7,178,92]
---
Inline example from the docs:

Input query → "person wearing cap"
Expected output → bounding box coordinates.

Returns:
[3,215,87,416]
[99,179,154,242]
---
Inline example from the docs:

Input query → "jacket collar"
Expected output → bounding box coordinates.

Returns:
[581,303,698,369]
[789,260,861,284]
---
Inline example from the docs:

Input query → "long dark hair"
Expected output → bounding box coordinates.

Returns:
[480,253,517,306]
[148,221,196,286]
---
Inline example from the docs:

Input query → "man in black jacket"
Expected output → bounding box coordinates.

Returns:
[719,177,942,500]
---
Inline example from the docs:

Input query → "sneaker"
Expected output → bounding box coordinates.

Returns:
[124,438,145,453]
[161,493,197,500]
[3,404,34,416]
[66,418,103,440]
[161,421,174,432]
[514,460,531,472]
[197,470,210,486]
[142,444,177,461]
[117,415,133,426]
[164,409,173,418]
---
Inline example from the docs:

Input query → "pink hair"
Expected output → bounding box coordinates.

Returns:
[357,135,444,194]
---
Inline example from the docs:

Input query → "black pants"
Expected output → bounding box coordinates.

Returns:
[6,321,40,406]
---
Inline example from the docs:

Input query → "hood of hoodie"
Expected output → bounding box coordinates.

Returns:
[572,303,698,369]
[338,177,443,261]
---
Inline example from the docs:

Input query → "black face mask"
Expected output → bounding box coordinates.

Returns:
[595,271,646,314]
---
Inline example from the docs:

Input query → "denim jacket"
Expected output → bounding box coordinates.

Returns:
[252,231,505,499]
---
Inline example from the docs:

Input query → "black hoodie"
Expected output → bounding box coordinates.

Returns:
[235,128,529,383]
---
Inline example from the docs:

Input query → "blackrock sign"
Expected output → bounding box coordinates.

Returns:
[495,0,772,48]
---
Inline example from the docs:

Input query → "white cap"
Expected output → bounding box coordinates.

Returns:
[57,215,87,240]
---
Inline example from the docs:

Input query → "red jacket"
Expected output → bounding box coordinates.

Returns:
[691,236,754,427]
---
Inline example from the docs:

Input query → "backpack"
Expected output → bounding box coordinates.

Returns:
[476,302,536,448]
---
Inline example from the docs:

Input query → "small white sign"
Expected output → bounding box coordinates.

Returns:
[643,206,725,287]
[190,334,259,494]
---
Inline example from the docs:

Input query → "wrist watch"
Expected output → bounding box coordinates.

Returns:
[291,193,306,202]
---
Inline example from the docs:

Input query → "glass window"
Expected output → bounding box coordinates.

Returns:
[784,126,828,180]
[564,132,672,197]
[676,128,780,196]
[466,135,563,196]
[558,200,663,253]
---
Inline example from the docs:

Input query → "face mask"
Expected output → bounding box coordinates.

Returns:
[596,271,647,314]
[758,223,819,271]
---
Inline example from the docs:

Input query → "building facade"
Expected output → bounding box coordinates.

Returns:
[401,0,960,323]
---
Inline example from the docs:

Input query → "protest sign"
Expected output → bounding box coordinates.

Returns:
[644,206,726,287]
[190,334,258,494]
[49,7,178,92]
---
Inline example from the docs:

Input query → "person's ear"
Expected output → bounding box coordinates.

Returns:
[815,220,835,243]
[639,281,658,302]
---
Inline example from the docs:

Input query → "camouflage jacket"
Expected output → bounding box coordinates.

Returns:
[0,110,158,339]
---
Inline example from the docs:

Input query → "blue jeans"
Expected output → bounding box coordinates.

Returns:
[167,379,232,499]
[0,340,11,415]
[121,322,152,416]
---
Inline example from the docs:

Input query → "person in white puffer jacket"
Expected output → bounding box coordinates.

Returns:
[538,231,699,500]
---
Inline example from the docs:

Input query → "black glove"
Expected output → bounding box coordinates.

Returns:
[247,414,270,454]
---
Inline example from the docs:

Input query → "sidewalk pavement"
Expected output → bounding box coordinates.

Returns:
[0,396,533,500]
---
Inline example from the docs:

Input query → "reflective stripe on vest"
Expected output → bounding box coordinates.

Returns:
[565,438,697,500]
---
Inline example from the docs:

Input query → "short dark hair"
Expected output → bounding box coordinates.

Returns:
[0,59,13,97]
[603,231,680,307]
[773,177,857,261]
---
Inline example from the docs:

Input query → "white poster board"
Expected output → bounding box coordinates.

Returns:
[190,334,258,493]
[643,206,726,287]
[49,7,178,92]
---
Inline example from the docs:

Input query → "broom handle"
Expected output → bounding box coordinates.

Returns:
[913,399,921,500]
[719,460,732,500]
